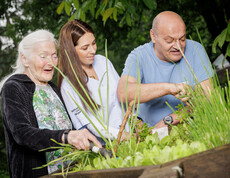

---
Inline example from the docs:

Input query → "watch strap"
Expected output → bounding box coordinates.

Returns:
[64,129,71,144]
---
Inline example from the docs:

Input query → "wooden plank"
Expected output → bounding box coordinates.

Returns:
[139,162,180,178]
[41,144,230,178]
[41,165,160,178]
[182,144,230,178]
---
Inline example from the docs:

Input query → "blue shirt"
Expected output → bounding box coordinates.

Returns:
[122,40,213,126]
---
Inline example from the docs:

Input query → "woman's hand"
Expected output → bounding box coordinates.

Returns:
[63,129,102,150]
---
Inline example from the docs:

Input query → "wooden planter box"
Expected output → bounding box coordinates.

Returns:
[216,66,230,84]
[41,143,230,178]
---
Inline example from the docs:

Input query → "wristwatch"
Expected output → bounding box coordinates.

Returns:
[163,116,173,125]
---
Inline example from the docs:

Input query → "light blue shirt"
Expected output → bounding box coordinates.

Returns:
[122,40,213,126]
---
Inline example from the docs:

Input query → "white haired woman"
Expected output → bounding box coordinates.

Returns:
[0,29,101,178]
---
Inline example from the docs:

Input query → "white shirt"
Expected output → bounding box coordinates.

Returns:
[61,55,128,140]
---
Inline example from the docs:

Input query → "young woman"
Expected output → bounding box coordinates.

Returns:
[58,20,129,145]
[0,29,101,178]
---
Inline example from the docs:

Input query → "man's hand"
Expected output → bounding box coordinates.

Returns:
[64,129,102,151]
[169,83,192,104]
[153,119,167,130]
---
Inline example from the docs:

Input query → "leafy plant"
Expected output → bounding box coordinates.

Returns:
[212,23,230,68]
[57,0,157,26]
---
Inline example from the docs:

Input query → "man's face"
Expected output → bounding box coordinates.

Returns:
[150,21,186,63]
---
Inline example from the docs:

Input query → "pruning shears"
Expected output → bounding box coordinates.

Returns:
[89,141,113,158]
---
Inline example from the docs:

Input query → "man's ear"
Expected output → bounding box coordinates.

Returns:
[150,29,156,43]
[21,54,29,67]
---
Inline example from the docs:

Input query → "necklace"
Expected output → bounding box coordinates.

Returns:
[89,75,96,79]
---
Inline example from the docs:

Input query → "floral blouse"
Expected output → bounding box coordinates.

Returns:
[33,84,72,174]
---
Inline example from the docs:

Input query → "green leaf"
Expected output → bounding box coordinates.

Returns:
[226,24,230,41]
[82,1,88,10]
[69,14,75,21]
[73,0,79,10]
[102,8,114,21]
[119,15,126,27]
[115,2,125,11]
[126,13,131,26]
[57,1,65,15]
[95,7,102,19]
[226,43,230,57]
[89,6,95,17]
[227,23,230,34]
[65,3,71,16]
[212,28,227,53]
[103,0,108,5]
[217,28,227,48]
[66,0,72,6]
[88,0,96,17]
[74,9,81,19]
[113,8,117,22]
[80,10,86,21]
[143,0,157,10]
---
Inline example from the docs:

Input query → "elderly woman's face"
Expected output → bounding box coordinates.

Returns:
[23,41,58,85]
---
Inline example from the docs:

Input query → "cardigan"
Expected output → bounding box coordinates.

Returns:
[1,74,69,178]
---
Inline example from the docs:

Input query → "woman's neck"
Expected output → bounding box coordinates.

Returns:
[82,64,98,80]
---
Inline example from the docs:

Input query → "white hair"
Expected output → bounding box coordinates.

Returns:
[0,29,56,91]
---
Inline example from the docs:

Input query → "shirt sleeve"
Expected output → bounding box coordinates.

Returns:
[1,82,65,151]
[86,120,120,140]
[107,59,120,81]
[121,49,143,80]
[192,41,214,83]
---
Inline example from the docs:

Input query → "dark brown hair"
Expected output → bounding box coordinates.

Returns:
[58,19,98,112]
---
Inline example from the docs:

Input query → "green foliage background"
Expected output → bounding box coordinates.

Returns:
[0,0,230,177]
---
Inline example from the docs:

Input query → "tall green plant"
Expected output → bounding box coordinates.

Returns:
[178,73,230,148]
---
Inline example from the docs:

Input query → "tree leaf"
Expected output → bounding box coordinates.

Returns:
[143,0,157,10]
[65,3,71,16]
[88,0,96,17]
[57,1,65,15]
[212,28,227,53]
[113,8,117,22]
[227,23,230,34]
[118,15,126,27]
[115,2,125,11]
[226,43,230,57]
[217,28,227,48]
[69,14,75,21]
[126,13,131,26]
[74,10,81,19]
[226,24,230,42]
[80,9,86,21]
[73,0,79,10]
[102,8,113,21]
[66,0,72,6]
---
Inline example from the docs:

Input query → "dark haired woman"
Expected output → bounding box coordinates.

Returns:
[58,20,130,145]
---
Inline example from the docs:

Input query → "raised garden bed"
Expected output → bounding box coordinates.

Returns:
[41,143,230,178]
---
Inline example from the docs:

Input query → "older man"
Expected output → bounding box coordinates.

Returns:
[117,11,213,128]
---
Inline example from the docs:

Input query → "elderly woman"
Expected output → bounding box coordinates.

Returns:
[58,20,130,145]
[0,29,101,178]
